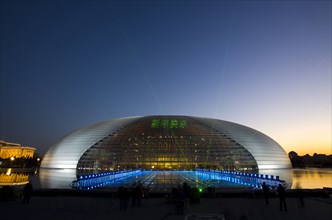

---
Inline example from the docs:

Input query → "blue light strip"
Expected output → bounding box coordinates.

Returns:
[71,169,141,190]
[195,169,286,189]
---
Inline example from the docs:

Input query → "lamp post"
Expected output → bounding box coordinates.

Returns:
[10,156,15,167]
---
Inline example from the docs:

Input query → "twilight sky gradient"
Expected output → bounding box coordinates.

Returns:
[1,1,331,156]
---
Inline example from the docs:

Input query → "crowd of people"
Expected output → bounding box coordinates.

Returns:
[116,181,201,215]
[261,182,289,211]
[20,180,297,214]
[116,181,293,214]
[117,181,146,211]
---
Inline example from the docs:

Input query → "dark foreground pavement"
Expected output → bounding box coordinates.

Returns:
[1,195,331,220]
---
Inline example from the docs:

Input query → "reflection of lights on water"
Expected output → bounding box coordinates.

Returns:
[291,169,332,189]
[6,168,12,175]
[47,169,292,191]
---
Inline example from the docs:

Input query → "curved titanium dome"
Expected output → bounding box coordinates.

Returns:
[41,116,292,176]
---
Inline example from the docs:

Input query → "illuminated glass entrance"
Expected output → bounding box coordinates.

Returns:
[73,170,252,191]
[76,116,258,176]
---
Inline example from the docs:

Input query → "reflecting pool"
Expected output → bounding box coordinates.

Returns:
[292,168,332,189]
[0,168,34,186]
[72,170,263,191]
[5,168,331,191]
[38,168,292,191]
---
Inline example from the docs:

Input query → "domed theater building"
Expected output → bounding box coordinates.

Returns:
[40,116,292,189]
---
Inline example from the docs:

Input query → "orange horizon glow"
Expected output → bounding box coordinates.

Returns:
[274,134,331,156]
[284,146,332,156]
[253,119,331,157]
[279,138,332,156]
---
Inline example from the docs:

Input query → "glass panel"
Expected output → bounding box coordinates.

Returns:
[77,116,258,176]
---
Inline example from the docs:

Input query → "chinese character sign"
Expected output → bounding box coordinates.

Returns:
[161,119,170,128]
[170,120,178,128]
[150,119,160,128]
[150,119,187,129]
[178,120,187,128]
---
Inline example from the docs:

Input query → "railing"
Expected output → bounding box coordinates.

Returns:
[195,169,287,188]
[71,169,287,190]
[71,169,141,190]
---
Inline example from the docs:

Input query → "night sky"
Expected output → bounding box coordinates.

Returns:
[1,1,331,156]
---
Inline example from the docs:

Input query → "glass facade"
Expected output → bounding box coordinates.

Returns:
[195,117,292,170]
[76,116,258,176]
[41,115,292,188]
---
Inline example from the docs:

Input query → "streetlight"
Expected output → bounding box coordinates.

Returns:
[10,156,15,167]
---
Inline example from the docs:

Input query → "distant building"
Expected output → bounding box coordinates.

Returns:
[0,140,35,159]
[0,168,29,186]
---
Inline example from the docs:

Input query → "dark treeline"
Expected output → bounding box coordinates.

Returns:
[289,151,332,168]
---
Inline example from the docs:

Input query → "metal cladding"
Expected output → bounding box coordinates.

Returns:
[194,117,292,170]
[41,117,141,169]
[41,116,292,173]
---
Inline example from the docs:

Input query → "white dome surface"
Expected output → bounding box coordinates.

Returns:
[41,116,292,171]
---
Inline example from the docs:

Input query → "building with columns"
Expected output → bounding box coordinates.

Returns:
[0,140,35,159]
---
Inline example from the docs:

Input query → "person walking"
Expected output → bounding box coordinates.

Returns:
[118,186,129,211]
[22,181,33,204]
[277,183,287,211]
[136,181,144,207]
[175,185,185,215]
[132,181,143,207]
[183,182,191,209]
[262,182,270,205]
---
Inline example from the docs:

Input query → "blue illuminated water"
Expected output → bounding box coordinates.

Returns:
[4,168,331,190]
[81,170,251,190]
[39,169,285,191]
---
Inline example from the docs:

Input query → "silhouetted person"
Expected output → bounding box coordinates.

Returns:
[262,182,270,204]
[296,188,305,208]
[131,183,136,207]
[183,182,191,208]
[132,182,143,207]
[295,183,305,208]
[277,184,287,211]
[171,187,178,203]
[22,181,33,204]
[144,187,149,199]
[118,186,129,211]
[192,186,200,203]
[175,185,185,215]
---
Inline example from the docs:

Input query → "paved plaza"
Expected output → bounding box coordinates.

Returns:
[1,194,331,220]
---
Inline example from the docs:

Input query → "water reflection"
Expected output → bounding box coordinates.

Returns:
[0,168,31,186]
[5,168,330,190]
[39,168,294,190]
[39,168,76,189]
[292,168,332,189]
[259,169,293,188]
